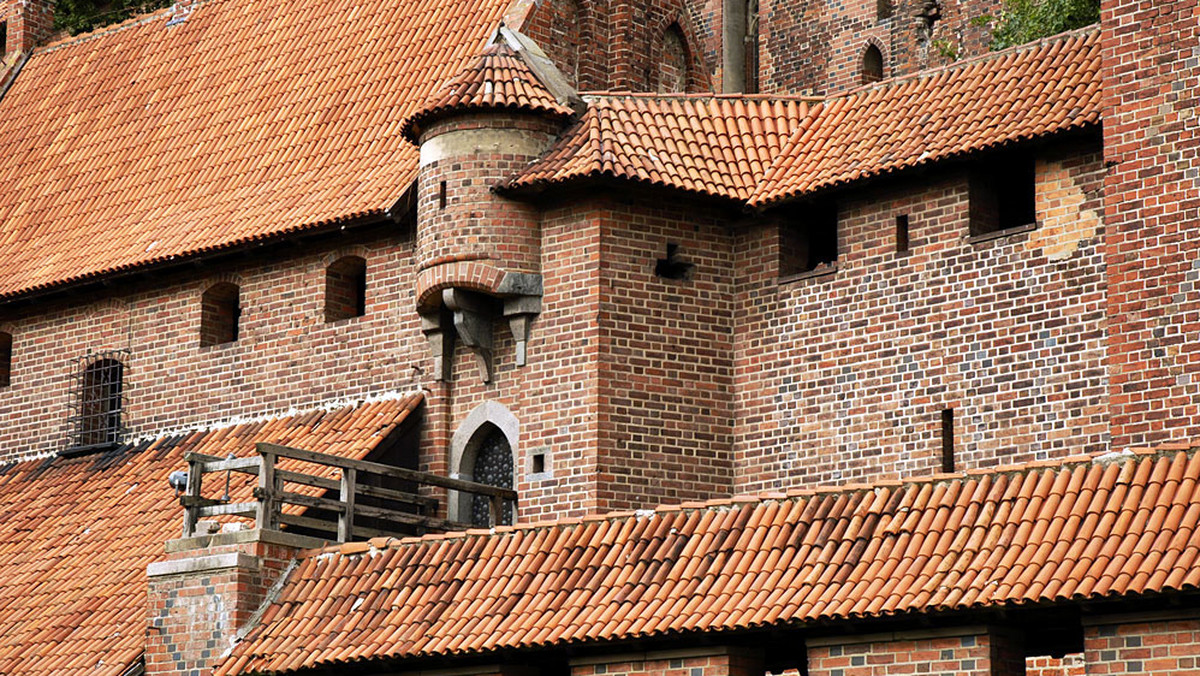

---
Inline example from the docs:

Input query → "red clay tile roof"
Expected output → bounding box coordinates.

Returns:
[0,394,422,676]
[217,444,1200,675]
[505,28,1099,208]
[503,94,814,202]
[750,26,1101,207]
[0,0,511,300]
[402,41,575,142]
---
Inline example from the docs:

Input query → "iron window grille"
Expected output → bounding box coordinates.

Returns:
[65,350,129,455]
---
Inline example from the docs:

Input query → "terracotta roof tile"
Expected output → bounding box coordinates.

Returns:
[0,0,510,299]
[750,26,1101,207]
[0,394,421,676]
[504,94,814,202]
[402,41,575,142]
[218,446,1200,674]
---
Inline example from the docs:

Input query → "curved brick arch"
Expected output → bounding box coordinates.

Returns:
[646,5,710,92]
[861,38,886,84]
[415,262,506,312]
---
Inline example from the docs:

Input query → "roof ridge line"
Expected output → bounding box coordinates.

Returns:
[834,23,1100,100]
[582,91,824,103]
[303,441,1200,559]
[35,3,181,55]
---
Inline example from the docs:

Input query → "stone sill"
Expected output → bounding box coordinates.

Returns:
[966,221,1038,244]
[778,262,839,285]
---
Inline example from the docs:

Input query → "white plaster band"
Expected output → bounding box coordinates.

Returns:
[419,128,548,167]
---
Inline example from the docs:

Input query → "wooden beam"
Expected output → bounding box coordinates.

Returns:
[257,443,517,500]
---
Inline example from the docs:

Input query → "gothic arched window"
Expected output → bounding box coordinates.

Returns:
[469,424,515,527]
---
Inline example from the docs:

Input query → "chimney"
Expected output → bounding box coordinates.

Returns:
[1,0,53,55]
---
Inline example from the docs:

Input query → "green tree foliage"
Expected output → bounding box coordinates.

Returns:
[978,0,1099,50]
[54,0,170,36]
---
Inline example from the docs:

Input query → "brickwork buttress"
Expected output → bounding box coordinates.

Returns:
[0,0,54,55]
[597,193,736,510]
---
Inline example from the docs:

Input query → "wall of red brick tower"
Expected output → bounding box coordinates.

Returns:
[756,0,1002,95]
[0,0,54,54]
[1100,0,1200,448]
[520,0,716,92]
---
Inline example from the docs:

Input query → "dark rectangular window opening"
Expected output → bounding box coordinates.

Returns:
[655,243,696,280]
[1,22,7,57]
[65,351,129,455]
[780,200,838,278]
[325,256,368,321]
[531,451,546,474]
[438,181,447,209]
[941,408,955,473]
[895,214,910,253]
[969,153,1036,236]
[200,282,241,346]
[0,331,11,388]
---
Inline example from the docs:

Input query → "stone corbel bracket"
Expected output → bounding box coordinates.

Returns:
[419,272,542,383]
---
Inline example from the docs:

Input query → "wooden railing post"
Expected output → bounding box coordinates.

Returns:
[181,455,204,538]
[489,495,503,528]
[338,468,357,542]
[256,446,278,531]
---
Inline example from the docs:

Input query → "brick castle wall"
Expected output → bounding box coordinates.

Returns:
[0,230,425,463]
[1100,0,1200,448]
[732,138,1108,491]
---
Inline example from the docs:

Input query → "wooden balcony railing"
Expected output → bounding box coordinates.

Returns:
[179,442,517,541]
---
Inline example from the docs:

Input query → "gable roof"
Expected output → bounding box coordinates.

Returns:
[0,394,422,676]
[750,26,1101,207]
[217,444,1200,675]
[503,94,814,202]
[0,0,511,301]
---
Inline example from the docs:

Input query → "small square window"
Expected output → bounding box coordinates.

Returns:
[969,153,1036,236]
[780,200,838,277]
